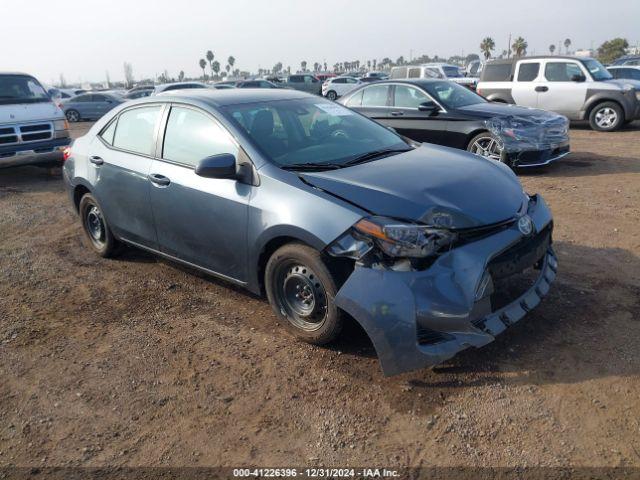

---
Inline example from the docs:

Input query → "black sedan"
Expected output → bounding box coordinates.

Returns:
[338,79,570,167]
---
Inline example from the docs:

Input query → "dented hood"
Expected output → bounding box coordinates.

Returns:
[300,144,525,229]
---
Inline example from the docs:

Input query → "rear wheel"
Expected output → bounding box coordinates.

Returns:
[66,109,80,122]
[467,132,505,163]
[326,90,338,101]
[589,102,624,131]
[79,193,118,258]
[265,243,342,345]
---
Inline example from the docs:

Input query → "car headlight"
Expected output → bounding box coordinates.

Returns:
[635,90,640,102]
[328,216,458,260]
[53,119,69,131]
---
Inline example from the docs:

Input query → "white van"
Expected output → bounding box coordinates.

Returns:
[0,72,70,168]
[390,63,477,89]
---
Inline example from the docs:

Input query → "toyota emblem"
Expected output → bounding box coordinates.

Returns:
[518,215,534,236]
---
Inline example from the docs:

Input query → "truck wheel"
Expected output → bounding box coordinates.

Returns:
[326,90,338,101]
[265,243,342,345]
[589,102,624,131]
[66,109,80,123]
[79,193,118,258]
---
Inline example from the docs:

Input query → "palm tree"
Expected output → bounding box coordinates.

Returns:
[178,70,185,82]
[198,59,207,80]
[564,38,572,54]
[480,37,496,60]
[212,61,220,80]
[228,56,235,71]
[225,64,231,76]
[511,37,528,57]
[300,61,307,72]
[549,44,556,55]
[206,50,214,78]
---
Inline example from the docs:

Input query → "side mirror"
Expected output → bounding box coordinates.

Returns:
[195,153,237,179]
[418,101,439,114]
[571,74,586,82]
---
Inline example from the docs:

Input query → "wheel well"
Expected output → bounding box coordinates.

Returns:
[465,129,492,149]
[73,185,91,212]
[257,236,300,295]
[586,99,625,120]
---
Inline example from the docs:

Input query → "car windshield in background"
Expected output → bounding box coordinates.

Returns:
[224,97,409,169]
[442,66,463,78]
[582,59,613,81]
[422,81,486,109]
[0,75,50,105]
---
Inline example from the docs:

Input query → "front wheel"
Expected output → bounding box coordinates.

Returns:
[66,109,80,123]
[467,132,505,163]
[589,102,624,131]
[326,90,338,101]
[265,243,342,345]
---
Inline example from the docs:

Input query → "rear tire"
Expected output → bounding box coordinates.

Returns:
[589,102,624,131]
[79,193,118,258]
[66,109,80,123]
[265,243,342,345]
[326,90,338,101]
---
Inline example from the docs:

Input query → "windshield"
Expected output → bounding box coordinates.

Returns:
[224,98,409,168]
[422,81,486,109]
[442,66,463,78]
[582,59,612,81]
[0,75,51,105]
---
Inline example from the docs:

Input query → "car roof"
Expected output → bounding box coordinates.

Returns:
[149,88,313,106]
[356,79,453,87]
[608,65,640,69]
[485,55,594,65]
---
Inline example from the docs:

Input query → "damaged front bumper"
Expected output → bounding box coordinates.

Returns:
[334,195,557,376]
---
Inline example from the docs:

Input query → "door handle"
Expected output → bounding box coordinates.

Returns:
[535,86,549,92]
[148,173,171,186]
[391,111,404,116]
[89,155,104,166]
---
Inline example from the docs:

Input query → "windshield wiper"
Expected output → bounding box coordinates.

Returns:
[281,162,344,171]
[344,148,412,167]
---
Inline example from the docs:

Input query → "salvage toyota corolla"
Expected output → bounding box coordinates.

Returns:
[63,89,557,376]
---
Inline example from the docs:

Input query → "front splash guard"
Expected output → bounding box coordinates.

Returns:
[334,196,556,376]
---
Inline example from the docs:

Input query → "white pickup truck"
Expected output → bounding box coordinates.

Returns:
[0,72,70,168]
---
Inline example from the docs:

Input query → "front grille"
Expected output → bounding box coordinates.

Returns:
[455,218,516,245]
[0,122,53,145]
[488,225,552,281]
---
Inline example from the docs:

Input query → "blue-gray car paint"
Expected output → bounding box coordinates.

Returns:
[63,89,556,376]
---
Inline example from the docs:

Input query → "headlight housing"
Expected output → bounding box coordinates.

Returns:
[328,216,458,260]
[53,119,69,131]
[635,90,640,102]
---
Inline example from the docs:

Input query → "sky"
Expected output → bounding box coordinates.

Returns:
[3,0,639,85]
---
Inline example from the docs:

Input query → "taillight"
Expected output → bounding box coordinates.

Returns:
[62,147,71,161]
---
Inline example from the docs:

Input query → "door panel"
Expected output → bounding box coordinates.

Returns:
[511,61,542,107]
[535,61,589,117]
[148,160,251,281]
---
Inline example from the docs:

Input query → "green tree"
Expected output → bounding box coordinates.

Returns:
[178,70,185,82]
[549,44,556,55]
[300,60,307,72]
[228,56,235,71]
[198,58,207,80]
[564,38,572,54]
[206,50,215,78]
[597,38,629,64]
[273,62,283,74]
[212,60,220,80]
[512,37,528,57]
[480,37,495,60]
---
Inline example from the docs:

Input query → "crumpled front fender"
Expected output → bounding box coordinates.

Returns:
[334,195,556,376]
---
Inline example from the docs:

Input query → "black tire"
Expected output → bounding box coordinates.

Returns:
[589,102,624,132]
[265,243,342,345]
[66,109,80,123]
[78,193,118,258]
[326,90,338,101]
[467,132,506,163]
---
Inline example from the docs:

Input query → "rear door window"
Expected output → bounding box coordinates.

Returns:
[393,85,429,108]
[162,106,238,167]
[112,105,162,156]
[344,89,363,107]
[481,63,513,81]
[517,63,540,81]
[361,85,390,107]
[408,68,421,78]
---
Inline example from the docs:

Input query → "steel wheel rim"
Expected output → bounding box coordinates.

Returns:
[471,136,503,162]
[67,111,79,122]
[595,107,617,128]
[85,205,106,247]
[275,261,328,332]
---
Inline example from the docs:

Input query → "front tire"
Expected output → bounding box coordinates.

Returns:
[467,132,506,163]
[326,90,338,101]
[79,193,118,258]
[589,102,624,131]
[66,109,80,123]
[265,243,342,345]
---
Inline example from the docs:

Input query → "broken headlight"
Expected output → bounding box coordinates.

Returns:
[328,216,457,260]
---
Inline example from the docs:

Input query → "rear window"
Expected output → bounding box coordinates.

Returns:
[112,105,162,156]
[481,63,513,81]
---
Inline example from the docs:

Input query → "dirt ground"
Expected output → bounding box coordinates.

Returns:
[1,121,639,472]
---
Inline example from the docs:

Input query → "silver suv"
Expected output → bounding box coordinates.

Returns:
[477,56,640,131]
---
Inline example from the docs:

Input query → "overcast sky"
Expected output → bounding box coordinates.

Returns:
[3,0,639,85]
